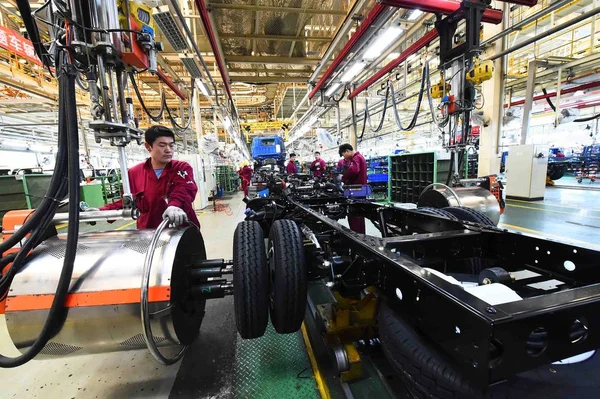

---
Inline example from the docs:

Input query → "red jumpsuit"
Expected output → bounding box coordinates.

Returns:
[310,159,327,178]
[286,161,298,174]
[101,159,200,229]
[238,165,253,196]
[342,152,368,234]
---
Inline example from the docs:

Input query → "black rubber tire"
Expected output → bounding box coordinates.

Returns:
[233,221,269,339]
[548,165,566,181]
[442,206,496,227]
[416,207,460,221]
[268,219,307,334]
[378,300,485,399]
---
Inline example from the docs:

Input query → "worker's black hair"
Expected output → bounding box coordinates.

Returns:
[314,151,321,155]
[145,125,175,146]
[290,153,297,158]
[338,143,353,157]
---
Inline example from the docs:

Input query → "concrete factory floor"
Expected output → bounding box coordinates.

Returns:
[1,187,600,398]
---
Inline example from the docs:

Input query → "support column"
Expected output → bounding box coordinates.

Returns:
[193,79,204,154]
[477,9,505,176]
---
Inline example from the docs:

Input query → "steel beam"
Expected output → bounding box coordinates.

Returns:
[349,29,439,99]
[308,4,389,99]
[219,33,332,42]
[228,68,312,74]
[194,0,232,100]
[230,76,309,83]
[379,0,503,24]
[206,3,346,15]
[507,80,600,107]
[226,56,321,65]
[489,6,600,61]
[520,60,537,145]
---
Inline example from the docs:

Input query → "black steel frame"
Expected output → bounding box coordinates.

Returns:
[246,194,600,387]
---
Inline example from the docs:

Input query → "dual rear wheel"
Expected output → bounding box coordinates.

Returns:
[232,220,307,338]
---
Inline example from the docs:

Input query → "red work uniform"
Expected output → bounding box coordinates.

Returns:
[310,159,327,178]
[238,165,253,196]
[101,159,200,230]
[337,158,347,172]
[286,161,298,174]
[342,152,368,234]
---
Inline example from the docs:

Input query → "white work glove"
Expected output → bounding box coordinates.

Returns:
[162,206,188,227]
[85,207,100,212]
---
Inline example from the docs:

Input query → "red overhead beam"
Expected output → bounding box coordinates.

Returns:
[379,0,503,24]
[348,29,439,99]
[495,0,538,6]
[195,0,233,101]
[156,69,186,100]
[308,4,387,99]
[506,81,600,108]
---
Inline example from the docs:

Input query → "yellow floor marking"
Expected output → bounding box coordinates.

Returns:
[115,220,137,230]
[301,323,332,399]
[507,198,600,213]
[506,203,600,220]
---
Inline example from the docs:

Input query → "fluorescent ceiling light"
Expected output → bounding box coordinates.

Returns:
[325,82,342,97]
[195,79,212,97]
[362,26,403,60]
[407,9,424,21]
[180,54,202,78]
[340,62,366,82]
[153,5,188,51]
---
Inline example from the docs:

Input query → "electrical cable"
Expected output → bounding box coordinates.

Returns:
[129,72,165,122]
[0,50,80,367]
[542,87,600,122]
[16,1,53,73]
[364,82,390,134]
[391,63,428,131]
[163,85,194,131]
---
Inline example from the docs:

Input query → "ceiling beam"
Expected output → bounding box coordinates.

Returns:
[220,33,332,42]
[206,3,346,15]
[229,68,312,74]
[226,56,320,65]
[230,76,309,83]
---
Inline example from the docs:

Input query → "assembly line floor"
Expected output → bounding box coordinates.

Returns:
[1,187,600,398]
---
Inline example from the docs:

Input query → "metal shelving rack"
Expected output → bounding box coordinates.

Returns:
[388,152,451,204]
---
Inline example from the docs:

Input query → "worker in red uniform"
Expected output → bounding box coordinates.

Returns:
[310,151,327,178]
[100,125,200,229]
[237,162,253,196]
[286,153,298,174]
[339,143,367,234]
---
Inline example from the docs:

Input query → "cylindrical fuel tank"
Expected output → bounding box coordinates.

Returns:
[417,186,500,225]
[0,227,206,358]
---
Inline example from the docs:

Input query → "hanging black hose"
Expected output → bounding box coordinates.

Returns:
[390,63,428,131]
[16,1,53,69]
[161,78,194,131]
[129,72,165,122]
[446,151,455,185]
[0,50,80,367]
[364,82,390,134]
[163,87,193,131]
[542,87,600,122]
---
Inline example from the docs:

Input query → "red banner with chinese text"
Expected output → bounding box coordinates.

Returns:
[0,26,43,66]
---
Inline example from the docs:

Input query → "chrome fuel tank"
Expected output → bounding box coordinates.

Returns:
[1,227,206,358]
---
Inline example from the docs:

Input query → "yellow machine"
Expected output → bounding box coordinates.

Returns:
[466,58,494,85]
[316,288,379,382]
